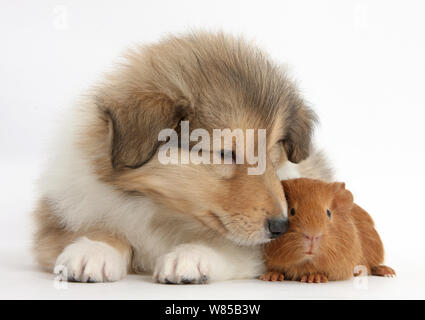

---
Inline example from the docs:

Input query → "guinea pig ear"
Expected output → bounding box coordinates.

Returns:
[282,99,317,163]
[330,182,354,212]
[97,92,191,169]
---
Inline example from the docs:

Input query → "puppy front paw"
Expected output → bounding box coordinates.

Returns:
[153,244,210,284]
[54,237,128,282]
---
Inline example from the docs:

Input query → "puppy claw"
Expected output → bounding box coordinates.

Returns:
[181,277,196,284]
[165,278,175,284]
[200,275,209,284]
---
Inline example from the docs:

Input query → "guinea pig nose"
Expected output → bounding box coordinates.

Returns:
[267,217,289,239]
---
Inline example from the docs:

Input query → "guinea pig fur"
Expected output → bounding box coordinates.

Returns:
[261,178,396,283]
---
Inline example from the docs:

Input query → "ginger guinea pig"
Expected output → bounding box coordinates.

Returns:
[261,178,395,283]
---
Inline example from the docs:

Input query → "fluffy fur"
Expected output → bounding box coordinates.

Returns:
[33,32,333,284]
[261,178,396,283]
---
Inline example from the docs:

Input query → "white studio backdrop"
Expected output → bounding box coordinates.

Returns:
[0,0,424,298]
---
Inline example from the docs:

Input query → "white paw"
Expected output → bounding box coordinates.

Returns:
[54,237,128,282]
[153,244,210,284]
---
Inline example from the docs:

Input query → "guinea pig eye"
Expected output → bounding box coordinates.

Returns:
[290,208,296,216]
[326,209,331,218]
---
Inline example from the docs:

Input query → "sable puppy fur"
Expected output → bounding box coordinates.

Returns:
[32,32,334,284]
[261,178,395,283]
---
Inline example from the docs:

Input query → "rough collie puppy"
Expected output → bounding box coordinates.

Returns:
[33,32,333,284]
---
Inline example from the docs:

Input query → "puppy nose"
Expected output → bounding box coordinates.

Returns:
[267,217,289,239]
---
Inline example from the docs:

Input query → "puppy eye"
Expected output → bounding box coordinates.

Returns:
[290,208,296,216]
[220,149,236,163]
[327,209,331,218]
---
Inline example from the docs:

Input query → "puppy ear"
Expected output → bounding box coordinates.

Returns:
[330,182,354,212]
[282,101,316,163]
[98,93,191,169]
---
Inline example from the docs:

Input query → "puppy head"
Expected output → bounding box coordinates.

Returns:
[92,32,316,245]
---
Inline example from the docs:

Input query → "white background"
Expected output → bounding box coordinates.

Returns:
[1,0,424,299]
